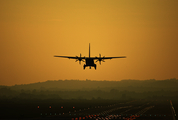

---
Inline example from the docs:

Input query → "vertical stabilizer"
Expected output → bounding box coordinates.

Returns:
[89,43,90,58]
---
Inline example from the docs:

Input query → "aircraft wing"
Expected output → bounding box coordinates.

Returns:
[54,55,85,59]
[91,56,126,60]
[101,56,126,59]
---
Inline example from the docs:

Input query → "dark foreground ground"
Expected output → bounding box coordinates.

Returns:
[0,99,177,120]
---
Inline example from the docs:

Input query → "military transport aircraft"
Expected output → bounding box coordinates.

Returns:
[54,44,126,70]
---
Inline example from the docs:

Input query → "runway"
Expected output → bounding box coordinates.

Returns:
[33,100,174,120]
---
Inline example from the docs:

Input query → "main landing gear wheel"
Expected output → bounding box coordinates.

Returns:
[83,65,86,70]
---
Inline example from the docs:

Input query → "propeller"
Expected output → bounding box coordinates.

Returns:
[75,53,85,64]
[96,54,105,65]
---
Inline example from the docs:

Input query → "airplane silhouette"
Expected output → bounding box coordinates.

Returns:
[54,43,126,70]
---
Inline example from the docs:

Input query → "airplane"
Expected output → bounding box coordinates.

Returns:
[54,43,126,70]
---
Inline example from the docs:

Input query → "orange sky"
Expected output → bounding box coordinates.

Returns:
[0,0,178,86]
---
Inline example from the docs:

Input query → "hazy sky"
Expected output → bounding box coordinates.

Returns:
[0,0,178,86]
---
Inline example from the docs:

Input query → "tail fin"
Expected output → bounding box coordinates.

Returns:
[89,43,90,58]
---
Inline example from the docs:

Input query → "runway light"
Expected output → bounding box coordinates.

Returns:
[61,106,63,108]
[49,106,51,108]
[73,107,75,108]
[37,106,39,108]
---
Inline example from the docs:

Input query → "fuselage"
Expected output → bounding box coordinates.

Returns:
[82,43,96,69]
[85,58,94,65]
[84,58,96,69]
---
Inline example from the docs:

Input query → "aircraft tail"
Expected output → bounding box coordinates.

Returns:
[89,43,90,58]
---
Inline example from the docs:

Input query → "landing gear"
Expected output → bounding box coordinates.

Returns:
[94,64,96,70]
[83,64,96,70]
[83,65,86,70]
